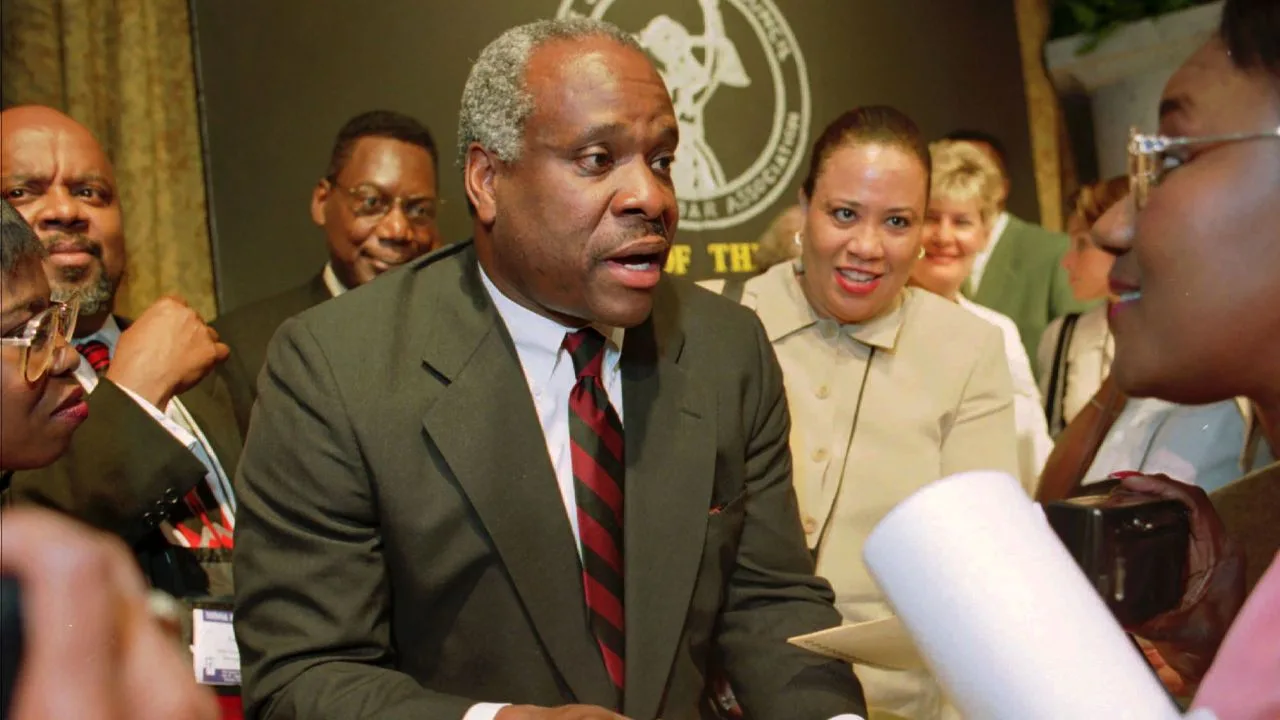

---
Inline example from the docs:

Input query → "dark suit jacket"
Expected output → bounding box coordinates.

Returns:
[3,317,242,599]
[213,274,331,436]
[970,214,1095,373]
[233,242,865,720]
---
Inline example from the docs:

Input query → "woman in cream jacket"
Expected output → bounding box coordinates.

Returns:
[725,107,1021,720]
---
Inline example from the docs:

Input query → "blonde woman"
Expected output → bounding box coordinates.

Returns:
[909,140,1052,487]
[727,106,1019,720]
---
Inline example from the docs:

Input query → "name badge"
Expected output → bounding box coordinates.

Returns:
[192,607,241,686]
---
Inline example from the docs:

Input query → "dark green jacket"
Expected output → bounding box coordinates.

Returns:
[969,214,1096,374]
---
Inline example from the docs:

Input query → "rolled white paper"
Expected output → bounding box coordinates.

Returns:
[863,470,1182,720]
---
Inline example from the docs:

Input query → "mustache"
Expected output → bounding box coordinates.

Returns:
[612,217,669,246]
[44,232,103,258]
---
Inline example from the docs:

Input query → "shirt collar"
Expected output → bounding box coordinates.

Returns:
[77,314,123,350]
[322,262,349,298]
[478,264,624,394]
[752,261,907,351]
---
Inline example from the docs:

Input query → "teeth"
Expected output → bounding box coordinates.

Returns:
[839,269,876,283]
[1112,291,1142,303]
[622,262,654,271]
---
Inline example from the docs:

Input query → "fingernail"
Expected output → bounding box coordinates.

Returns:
[1108,471,1143,479]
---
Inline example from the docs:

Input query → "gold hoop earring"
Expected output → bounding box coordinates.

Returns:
[918,246,926,259]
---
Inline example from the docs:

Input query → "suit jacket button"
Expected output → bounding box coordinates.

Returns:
[164,488,179,502]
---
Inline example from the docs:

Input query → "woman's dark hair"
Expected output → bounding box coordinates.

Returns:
[1,199,46,277]
[800,106,931,199]
[1220,0,1280,78]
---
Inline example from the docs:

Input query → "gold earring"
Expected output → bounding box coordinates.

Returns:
[918,246,926,259]
[793,231,802,248]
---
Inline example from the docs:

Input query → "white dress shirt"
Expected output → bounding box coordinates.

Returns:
[468,270,863,720]
[960,297,1053,487]
[1084,397,1271,492]
[74,316,235,545]
[968,211,1010,295]
[322,262,349,298]
[465,269,623,720]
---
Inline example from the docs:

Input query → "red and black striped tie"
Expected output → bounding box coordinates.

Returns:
[76,340,112,374]
[563,328,626,706]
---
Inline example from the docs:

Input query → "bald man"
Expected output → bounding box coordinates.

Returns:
[0,106,242,620]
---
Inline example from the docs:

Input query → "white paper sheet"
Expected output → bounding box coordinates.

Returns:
[862,470,1182,720]
[788,616,924,670]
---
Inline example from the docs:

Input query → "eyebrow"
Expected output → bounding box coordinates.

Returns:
[570,122,630,148]
[829,198,919,216]
[567,121,680,150]
[70,173,114,187]
[1,172,114,188]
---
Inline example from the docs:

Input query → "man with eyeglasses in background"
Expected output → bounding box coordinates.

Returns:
[212,110,440,434]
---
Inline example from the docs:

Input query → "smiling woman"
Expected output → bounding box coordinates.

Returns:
[1079,0,1280,710]
[716,105,1023,720]
[0,199,87,476]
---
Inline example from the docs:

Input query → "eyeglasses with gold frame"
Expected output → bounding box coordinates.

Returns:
[1128,125,1280,210]
[328,180,440,228]
[0,296,80,382]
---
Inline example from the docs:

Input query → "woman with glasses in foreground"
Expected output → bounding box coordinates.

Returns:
[1091,0,1280,715]
[0,198,218,719]
[0,199,85,476]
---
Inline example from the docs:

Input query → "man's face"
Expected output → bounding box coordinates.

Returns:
[0,109,125,317]
[472,37,679,328]
[1093,39,1280,404]
[312,136,440,289]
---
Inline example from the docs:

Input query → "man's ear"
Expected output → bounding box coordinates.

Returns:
[464,144,500,226]
[310,179,331,227]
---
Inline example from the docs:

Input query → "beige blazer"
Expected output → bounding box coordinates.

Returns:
[734,263,1021,720]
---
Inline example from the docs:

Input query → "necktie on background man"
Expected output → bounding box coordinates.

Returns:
[75,340,112,374]
[75,340,232,549]
[563,328,626,707]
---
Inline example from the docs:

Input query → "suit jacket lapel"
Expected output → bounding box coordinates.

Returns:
[307,272,332,305]
[620,282,715,719]
[418,246,613,705]
[974,218,1020,308]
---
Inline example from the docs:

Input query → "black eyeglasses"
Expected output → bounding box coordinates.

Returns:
[329,181,440,227]
[0,296,80,382]
[1128,125,1280,210]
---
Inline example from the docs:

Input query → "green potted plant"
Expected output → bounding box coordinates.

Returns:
[1050,0,1213,53]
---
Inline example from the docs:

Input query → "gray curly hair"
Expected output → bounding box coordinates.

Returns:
[456,17,646,168]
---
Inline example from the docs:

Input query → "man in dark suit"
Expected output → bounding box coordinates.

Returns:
[212,110,440,433]
[233,17,865,720]
[943,130,1094,370]
[0,105,241,623]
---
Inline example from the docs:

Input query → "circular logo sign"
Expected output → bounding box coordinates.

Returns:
[556,0,811,231]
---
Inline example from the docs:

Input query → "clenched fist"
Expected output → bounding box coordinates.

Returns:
[106,296,230,409]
